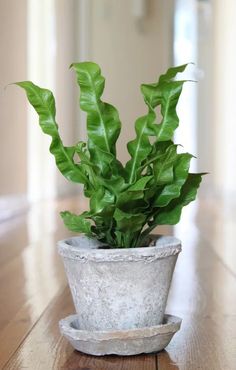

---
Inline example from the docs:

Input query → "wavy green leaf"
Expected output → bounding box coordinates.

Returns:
[16,81,88,184]
[141,64,188,142]
[154,153,193,207]
[153,173,203,225]
[127,175,153,191]
[71,62,123,177]
[90,187,115,216]
[152,144,178,185]
[126,112,156,183]
[116,176,152,213]
[126,65,188,184]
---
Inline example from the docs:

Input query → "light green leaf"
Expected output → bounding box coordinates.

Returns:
[141,64,188,141]
[60,211,92,234]
[126,65,188,184]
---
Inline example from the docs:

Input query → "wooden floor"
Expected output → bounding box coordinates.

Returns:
[0,197,235,369]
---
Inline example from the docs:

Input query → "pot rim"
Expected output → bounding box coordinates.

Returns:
[57,234,181,262]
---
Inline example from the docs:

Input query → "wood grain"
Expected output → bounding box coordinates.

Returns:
[0,198,84,369]
[157,315,236,370]
[0,197,236,369]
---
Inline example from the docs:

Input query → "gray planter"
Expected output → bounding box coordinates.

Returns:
[57,235,181,332]
[59,313,182,356]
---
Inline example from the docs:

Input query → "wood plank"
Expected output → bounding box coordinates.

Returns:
[158,203,236,369]
[158,315,236,370]
[197,199,236,277]
[4,286,157,370]
[0,198,84,368]
[166,233,236,317]
[0,226,68,361]
[0,197,86,268]
[0,246,67,368]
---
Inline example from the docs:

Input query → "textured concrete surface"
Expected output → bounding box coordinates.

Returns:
[58,235,181,331]
[59,314,182,356]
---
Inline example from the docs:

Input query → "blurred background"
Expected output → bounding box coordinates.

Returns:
[0,0,235,220]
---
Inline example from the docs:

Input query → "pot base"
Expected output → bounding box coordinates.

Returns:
[59,313,182,356]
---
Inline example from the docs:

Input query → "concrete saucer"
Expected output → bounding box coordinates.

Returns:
[59,314,182,356]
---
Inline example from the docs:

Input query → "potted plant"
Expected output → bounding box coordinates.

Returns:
[16,62,204,356]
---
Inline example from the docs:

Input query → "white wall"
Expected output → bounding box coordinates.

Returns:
[0,0,27,196]
[90,0,174,164]
[55,0,80,197]
[212,0,236,198]
[197,0,213,185]
[27,0,80,201]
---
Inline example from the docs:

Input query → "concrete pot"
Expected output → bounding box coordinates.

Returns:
[59,313,182,356]
[57,235,181,331]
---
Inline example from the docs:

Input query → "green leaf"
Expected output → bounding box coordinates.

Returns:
[128,175,153,191]
[97,175,127,197]
[113,208,146,233]
[16,81,88,184]
[114,230,141,248]
[126,65,188,184]
[125,112,156,183]
[159,64,189,83]
[152,144,178,185]
[71,62,122,176]
[75,143,127,197]
[90,187,115,216]
[154,153,193,206]
[141,64,188,141]
[116,176,152,213]
[153,173,203,225]
[60,211,92,234]
[139,141,172,168]
[89,187,116,244]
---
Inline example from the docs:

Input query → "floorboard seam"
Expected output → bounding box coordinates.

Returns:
[200,233,236,279]
[2,284,68,369]
[156,354,159,370]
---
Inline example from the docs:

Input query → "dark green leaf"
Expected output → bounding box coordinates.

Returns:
[152,144,177,184]
[154,153,193,206]
[125,112,156,183]
[116,176,152,212]
[113,208,146,233]
[90,187,115,217]
[153,173,203,225]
